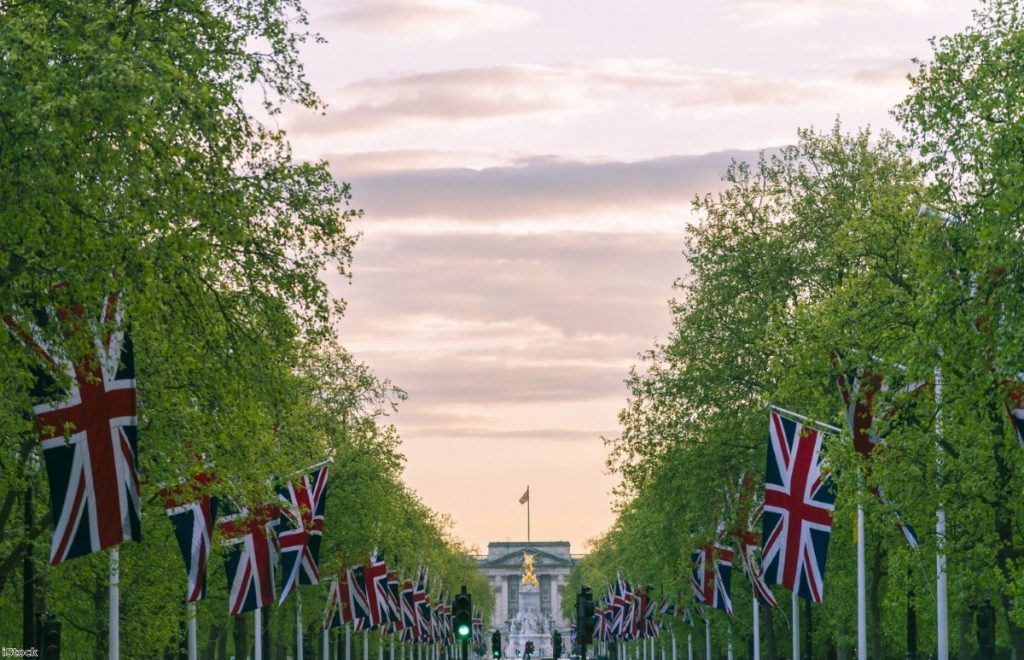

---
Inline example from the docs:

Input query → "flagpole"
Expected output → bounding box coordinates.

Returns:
[324,625,330,660]
[686,633,692,660]
[110,547,120,660]
[255,607,264,660]
[670,630,676,660]
[857,504,867,660]
[726,625,733,660]
[298,591,305,660]
[791,595,799,660]
[752,599,759,660]
[766,404,842,434]
[935,366,949,660]
[704,618,710,660]
[187,602,198,660]
[527,486,531,543]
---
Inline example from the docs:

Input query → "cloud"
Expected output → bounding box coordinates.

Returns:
[321,0,536,40]
[333,149,766,221]
[289,61,822,135]
[724,0,930,27]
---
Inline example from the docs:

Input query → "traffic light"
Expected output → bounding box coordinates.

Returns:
[491,630,502,658]
[576,586,595,646]
[552,631,562,659]
[41,614,61,660]
[525,641,534,658]
[453,586,473,641]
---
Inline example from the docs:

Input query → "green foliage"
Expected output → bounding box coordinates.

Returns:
[594,4,1024,652]
[0,1,492,656]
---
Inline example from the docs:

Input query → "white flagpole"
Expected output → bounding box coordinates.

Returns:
[857,504,867,660]
[364,630,370,660]
[704,619,710,660]
[324,626,330,660]
[187,602,198,660]
[110,548,120,660]
[298,591,304,660]
[391,633,395,660]
[346,624,351,660]
[686,633,692,660]
[791,596,799,660]
[671,631,676,660]
[726,625,733,660]
[935,366,949,660]
[752,599,760,660]
[255,607,264,660]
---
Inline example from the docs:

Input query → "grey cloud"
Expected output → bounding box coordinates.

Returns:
[318,0,536,40]
[288,63,822,135]
[334,149,766,220]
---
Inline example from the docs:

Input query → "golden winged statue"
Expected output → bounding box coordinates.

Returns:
[520,551,539,588]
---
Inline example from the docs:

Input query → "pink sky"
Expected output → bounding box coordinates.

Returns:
[288,0,975,553]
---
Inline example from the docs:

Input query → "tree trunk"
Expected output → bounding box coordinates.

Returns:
[958,607,971,660]
[762,606,777,660]
[206,624,222,659]
[868,542,883,660]
[993,425,1024,658]
[234,614,249,660]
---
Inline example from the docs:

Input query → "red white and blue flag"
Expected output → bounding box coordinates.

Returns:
[325,576,353,630]
[400,578,418,640]
[276,465,329,603]
[161,470,217,603]
[219,502,280,615]
[348,565,374,631]
[833,354,920,548]
[387,570,404,630]
[413,567,431,642]
[7,293,140,564]
[365,555,391,628]
[761,410,835,603]
[691,543,733,614]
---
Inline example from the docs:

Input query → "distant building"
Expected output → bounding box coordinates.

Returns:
[476,541,578,634]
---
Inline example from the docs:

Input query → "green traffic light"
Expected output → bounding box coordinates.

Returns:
[457,624,471,638]
[493,652,500,658]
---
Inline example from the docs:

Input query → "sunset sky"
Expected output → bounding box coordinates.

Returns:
[287,0,975,553]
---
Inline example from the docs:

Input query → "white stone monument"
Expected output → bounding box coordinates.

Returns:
[505,553,551,658]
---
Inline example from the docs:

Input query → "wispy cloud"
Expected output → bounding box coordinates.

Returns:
[322,0,536,40]
[289,60,822,135]
[333,149,767,222]
[724,0,931,27]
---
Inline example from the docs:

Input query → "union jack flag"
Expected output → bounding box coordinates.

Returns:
[472,610,483,646]
[387,570,404,630]
[1004,378,1024,449]
[348,565,374,631]
[276,466,329,603]
[569,624,576,649]
[365,555,391,628]
[609,576,629,640]
[400,578,418,636]
[325,576,353,630]
[691,543,733,614]
[161,470,217,603]
[218,502,280,615]
[761,410,835,603]
[731,474,777,607]
[413,567,431,642]
[7,293,140,564]
[833,353,921,548]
